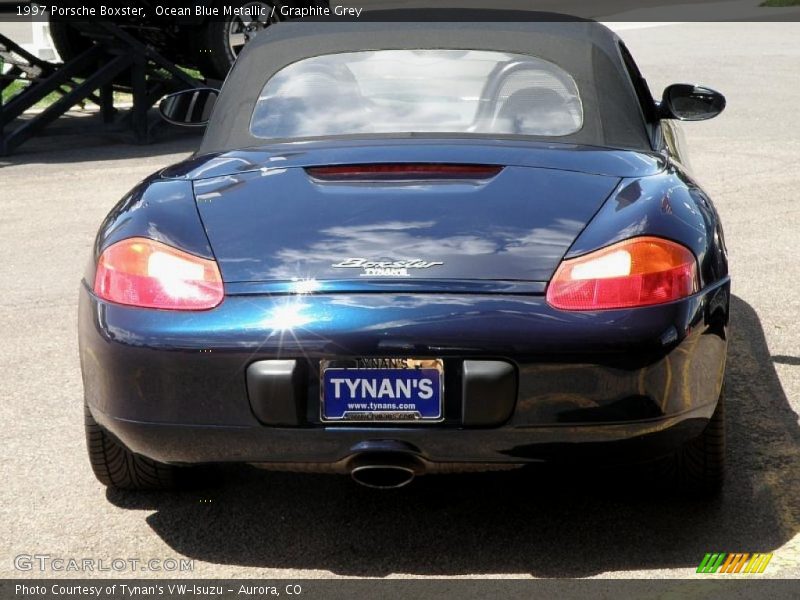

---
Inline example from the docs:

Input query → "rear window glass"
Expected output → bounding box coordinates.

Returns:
[249,49,583,140]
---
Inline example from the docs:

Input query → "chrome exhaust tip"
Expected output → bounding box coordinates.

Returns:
[350,464,416,489]
[349,452,424,489]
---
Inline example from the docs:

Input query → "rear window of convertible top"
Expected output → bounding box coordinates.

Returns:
[249,49,584,140]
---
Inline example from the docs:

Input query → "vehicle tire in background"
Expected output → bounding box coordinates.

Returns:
[48,21,93,67]
[84,403,182,490]
[193,0,278,81]
[664,389,726,496]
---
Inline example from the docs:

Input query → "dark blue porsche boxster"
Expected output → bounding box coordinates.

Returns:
[79,14,729,494]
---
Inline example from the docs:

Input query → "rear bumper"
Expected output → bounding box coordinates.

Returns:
[79,281,729,467]
[90,407,713,467]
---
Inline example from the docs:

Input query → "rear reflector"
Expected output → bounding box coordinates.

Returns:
[306,164,503,181]
[546,236,698,311]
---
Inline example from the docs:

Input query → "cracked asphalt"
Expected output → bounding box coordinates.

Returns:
[1,22,798,579]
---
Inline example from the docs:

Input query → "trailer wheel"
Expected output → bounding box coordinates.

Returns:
[194,1,278,81]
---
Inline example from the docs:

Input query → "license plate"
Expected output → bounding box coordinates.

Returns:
[320,358,443,423]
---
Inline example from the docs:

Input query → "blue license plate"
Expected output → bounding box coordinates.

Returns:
[321,359,443,422]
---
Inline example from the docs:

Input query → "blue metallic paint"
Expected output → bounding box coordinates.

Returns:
[95,177,214,259]
[79,278,728,463]
[159,139,667,181]
[567,164,728,287]
[80,137,729,468]
[191,159,620,285]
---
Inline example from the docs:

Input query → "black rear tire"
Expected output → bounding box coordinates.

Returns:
[665,390,726,496]
[84,404,180,490]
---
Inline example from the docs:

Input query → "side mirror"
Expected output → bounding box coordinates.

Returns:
[158,88,219,127]
[659,84,726,121]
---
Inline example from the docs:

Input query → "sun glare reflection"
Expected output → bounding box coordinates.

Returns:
[262,302,312,333]
[290,277,321,295]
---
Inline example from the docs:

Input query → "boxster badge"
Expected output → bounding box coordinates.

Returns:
[332,258,444,277]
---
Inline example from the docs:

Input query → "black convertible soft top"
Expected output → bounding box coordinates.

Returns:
[199,11,653,154]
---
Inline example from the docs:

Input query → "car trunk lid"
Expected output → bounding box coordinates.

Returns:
[190,143,632,292]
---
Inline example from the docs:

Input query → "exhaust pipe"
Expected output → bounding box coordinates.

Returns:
[351,464,416,489]
[349,453,423,489]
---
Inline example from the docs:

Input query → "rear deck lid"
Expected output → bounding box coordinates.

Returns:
[189,144,632,293]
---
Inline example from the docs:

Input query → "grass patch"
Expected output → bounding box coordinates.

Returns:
[1,63,133,110]
[1,58,64,107]
[2,78,131,110]
[180,67,204,80]
[760,0,800,6]
[1,79,65,107]
[1,58,198,109]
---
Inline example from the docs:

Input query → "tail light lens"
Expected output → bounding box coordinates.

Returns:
[546,237,698,311]
[94,237,224,310]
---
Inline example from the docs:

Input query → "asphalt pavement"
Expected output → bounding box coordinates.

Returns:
[1,22,798,579]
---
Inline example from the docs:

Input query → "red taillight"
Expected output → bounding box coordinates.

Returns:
[94,237,224,310]
[306,164,502,181]
[546,237,698,311]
